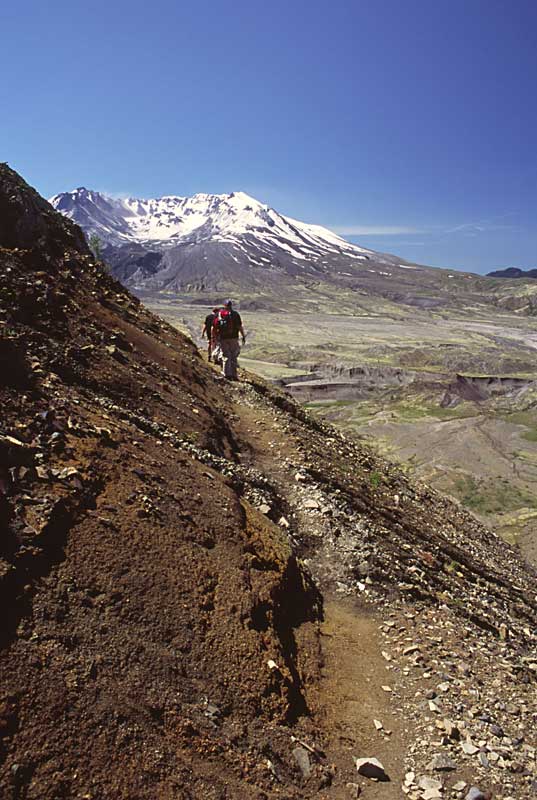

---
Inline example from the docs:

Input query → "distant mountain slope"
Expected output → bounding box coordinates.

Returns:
[50,186,537,317]
[49,187,369,255]
[49,188,384,292]
[488,266,537,279]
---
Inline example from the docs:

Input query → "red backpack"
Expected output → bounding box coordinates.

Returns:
[213,308,234,338]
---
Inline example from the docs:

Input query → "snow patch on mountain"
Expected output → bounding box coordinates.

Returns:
[49,187,371,261]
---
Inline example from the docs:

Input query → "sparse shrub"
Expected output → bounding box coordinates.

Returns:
[370,471,382,489]
[182,431,199,444]
[88,233,103,262]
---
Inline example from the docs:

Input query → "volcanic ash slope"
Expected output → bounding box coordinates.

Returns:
[1,164,536,799]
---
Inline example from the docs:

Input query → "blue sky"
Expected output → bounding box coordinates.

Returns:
[2,0,537,273]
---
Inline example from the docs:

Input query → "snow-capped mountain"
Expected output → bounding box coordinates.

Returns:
[50,187,370,254]
[49,188,395,293]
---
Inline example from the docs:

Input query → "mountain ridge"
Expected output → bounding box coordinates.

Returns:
[49,187,371,253]
[487,266,537,279]
[50,187,422,294]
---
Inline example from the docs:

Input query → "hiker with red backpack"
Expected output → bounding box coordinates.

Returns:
[212,299,246,380]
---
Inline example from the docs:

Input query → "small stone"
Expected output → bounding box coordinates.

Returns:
[292,746,311,778]
[303,499,320,510]
[403,645,420,656]
[266,759,278,778]
[418,776,442,791]
[345,782,361,798]
[422,790,442,800]
[404,771,415,786]
[465,788,486,800]
[382,685,392,693]
[258,504,271,515]
[278,516,290,528]
[462,740,479,755]
[354,757,389,781]
[373,719,383,731]
[427,754,456,771]
[443,719,460,740]
[477,752,489,768]
[381,651,392,661]
[453,781,467,792]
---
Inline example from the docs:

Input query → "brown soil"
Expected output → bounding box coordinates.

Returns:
[317,599,405,799]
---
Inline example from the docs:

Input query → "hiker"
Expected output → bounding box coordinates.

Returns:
[201,306,220,362]
[213,299,246,380]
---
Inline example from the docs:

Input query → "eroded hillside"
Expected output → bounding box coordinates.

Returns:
[1,165,536,800]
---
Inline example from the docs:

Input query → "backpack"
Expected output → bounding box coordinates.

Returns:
[214,308,235,338]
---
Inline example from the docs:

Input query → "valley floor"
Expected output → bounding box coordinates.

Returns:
[147,297,537,568]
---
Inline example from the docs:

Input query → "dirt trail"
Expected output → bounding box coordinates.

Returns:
[318,598,405,798]
[230,376,408,795]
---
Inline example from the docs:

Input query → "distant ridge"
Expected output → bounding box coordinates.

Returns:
[487,266,537,279]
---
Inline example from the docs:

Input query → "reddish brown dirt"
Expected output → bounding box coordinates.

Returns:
[317,599,405,799]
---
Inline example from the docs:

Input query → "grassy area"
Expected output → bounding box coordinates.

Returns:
[452,475,537,515]
[304,399,357,409]
[391,399,477,421]
[305,396,477,425]
[239,357,305,379]
[496,410,537,442]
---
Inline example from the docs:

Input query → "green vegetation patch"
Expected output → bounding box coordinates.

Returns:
[304,399,357,410]
[452,475,537,515]
[390,398,476,422]
[239,357,305,379]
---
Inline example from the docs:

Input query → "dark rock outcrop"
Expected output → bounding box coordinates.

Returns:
[487,266,537,279]
[0,164,89,256]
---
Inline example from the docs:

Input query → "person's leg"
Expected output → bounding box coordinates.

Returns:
[221,339,232,377]
[227,340,241,379]
[207,340,212,362]
[212,337,222,365]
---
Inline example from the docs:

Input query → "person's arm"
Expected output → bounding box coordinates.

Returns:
[235,312,246,343]
[201,324,206,339]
